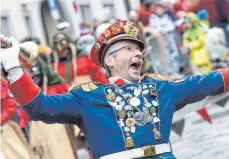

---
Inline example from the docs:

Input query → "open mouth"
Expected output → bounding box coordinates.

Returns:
[130,62,142,71]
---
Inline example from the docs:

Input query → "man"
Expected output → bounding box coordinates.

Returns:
[1,20,229,159]
[52,32,108,85]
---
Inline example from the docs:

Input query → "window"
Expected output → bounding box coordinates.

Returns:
[103,4,114,19]
[80,5,91,22]
[1,15,11,37]
[24,12,34,37]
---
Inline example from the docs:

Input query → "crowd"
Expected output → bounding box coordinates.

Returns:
[1,0,229,159]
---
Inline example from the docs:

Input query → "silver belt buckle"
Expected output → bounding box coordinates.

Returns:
[143,145,156,157]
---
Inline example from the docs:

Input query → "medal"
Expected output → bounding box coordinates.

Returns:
[118,110,126,119]
[118,120,125,127]
[147,114,153,122]
[107,92,116,101]
[126,136,134,148]
[119,101,125,107]
[152,100,158,106]
[126,118,136,127]
[124,126,130,133]
[146,103,152,107]
[142,90,149,94]
[130,97,140,107]
[142,107,149,114]
[133,112,148,126]
[153,128,161,140]
[150,107,156,114]
[143,85,147,89]
[134,89,141,96]
[131,126,136,133]
[115,105,123,111]
[124,93,132,101]
[127,111,134,117]
[124,105,132,111]
[153,117,160,123]
[115,96,122,102]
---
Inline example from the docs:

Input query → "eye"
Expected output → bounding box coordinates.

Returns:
[135,47,141,52]
[126,46,133,52]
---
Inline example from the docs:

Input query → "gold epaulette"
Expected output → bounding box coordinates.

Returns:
[70,82,98,92]
[141,73,169,81]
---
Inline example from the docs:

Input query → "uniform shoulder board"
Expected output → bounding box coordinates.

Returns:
[141,73,170,81]
[70,82,98,92]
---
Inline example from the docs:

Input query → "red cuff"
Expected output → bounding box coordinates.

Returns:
[218,69,229,92]
[9,72,41,105]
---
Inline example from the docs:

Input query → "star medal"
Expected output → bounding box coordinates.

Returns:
[133,112,148,126]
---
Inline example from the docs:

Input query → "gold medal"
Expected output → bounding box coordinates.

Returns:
[150,107,156,114]
[126,136,134,148]
[107,92,116,101]
[126,118,136,127]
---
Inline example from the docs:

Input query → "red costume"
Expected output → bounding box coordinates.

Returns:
[55,56,108,84]
[1,79,18,125]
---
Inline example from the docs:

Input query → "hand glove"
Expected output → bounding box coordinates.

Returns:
[0,35,20,71]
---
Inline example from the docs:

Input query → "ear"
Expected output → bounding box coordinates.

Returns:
[104,55,115,67]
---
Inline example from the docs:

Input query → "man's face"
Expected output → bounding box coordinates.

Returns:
[105,41,144,82]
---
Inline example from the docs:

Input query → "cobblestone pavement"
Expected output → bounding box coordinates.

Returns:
[170,98,229,159]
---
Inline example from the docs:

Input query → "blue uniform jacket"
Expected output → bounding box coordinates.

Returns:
[20,70,225,159]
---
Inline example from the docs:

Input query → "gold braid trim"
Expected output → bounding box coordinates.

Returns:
[70,82,98,92]
[141,73,169,81]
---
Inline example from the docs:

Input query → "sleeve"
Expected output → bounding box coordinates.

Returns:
[1,98,18,125]
[9,72,83,124]
[90,61,109,84]
[171,69,229,111]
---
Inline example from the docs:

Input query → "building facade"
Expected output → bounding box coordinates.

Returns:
[1,0,141,45]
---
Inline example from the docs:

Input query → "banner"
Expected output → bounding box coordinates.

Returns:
[196,106,212,124]
[215,96,229,107]
[47,0,61,21]
[172,119,185,137]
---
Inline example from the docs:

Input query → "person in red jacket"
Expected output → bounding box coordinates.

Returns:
[52,32,108,85]
[1,78,18,125]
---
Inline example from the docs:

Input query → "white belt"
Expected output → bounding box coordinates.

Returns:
[100,143,171,159]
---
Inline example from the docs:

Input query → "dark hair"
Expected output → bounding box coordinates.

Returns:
[52,32,71,51]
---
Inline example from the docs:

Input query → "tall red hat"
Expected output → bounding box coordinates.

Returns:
[90,20,145,66]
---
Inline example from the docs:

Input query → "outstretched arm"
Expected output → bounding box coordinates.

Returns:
[8,70,83,124]
[171,69,229,111]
